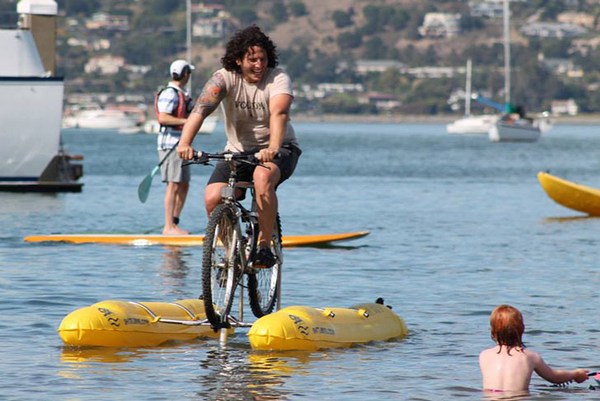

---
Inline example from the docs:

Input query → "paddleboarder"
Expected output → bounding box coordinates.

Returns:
[156,59,195,235]
[178,25,301,268]
[479,304,589,393]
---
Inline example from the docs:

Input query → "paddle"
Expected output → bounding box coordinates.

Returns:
[137,141,179,203]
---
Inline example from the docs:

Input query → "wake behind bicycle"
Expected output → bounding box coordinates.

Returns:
[188,150,283,333]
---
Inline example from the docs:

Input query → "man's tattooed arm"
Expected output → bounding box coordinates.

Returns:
[192,72,226,118]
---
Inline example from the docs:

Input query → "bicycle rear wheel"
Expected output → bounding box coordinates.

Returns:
[202,204,240,328]
[248,213,282,318]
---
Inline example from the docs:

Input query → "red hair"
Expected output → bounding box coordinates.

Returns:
[490,305,525,354]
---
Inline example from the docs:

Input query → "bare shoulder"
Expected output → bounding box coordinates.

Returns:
[479,347,497,359]
[523,348,543,364]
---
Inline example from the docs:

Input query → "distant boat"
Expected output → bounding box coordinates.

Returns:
[63,108,142,133]
[447,59,498,135]
[0,0,83,192]
[142,115,218,135]
[489,118,540,142]
[488,0,549,142]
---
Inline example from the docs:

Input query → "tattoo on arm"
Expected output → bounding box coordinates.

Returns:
[192,72,226,118]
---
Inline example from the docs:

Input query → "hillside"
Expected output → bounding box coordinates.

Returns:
[48,0,600,115]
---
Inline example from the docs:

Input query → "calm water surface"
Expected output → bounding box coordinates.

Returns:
[2,122,600,400]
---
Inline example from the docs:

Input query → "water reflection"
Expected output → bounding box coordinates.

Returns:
[196,346,314,400]
[542,216,599,223]
[60,346,145,365]
[160,247,192,292]
[58,347,148,380]
[1,192,65,214]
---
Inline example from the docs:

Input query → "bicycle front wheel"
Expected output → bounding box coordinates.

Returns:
[248,213,282,318]
[202,204,240,328]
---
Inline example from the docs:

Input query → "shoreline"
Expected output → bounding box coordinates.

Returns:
[292,113,600,125]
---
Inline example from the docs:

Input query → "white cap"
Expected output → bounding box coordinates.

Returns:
[170,59,195,76]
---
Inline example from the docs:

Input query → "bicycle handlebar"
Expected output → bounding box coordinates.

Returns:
[190,150,259,164]
[188,150,282,168]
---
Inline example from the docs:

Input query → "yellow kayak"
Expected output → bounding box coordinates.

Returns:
[25,231,369,247]
[58,299,231,347]
[538,171,600,216]
[247,301,408,351]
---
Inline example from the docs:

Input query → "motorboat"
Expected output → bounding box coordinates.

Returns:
[63,108,142,133]
[0,0,82,191]
[142,115,218,135]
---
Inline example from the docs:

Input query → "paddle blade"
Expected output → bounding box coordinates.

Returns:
[137,174,153,203]
[137,166,159,203]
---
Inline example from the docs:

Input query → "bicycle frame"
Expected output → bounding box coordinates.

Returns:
[190,151,282,340]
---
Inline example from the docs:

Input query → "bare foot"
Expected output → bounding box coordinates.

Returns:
[162,225,190,235]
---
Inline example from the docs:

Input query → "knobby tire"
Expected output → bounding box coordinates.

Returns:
[247,213,282,318]
[202,204,240,329]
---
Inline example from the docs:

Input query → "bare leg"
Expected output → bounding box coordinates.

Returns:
[173,181,189,224]
[253,163,280,247]
[163,182,190,235]
[205,182,227,216]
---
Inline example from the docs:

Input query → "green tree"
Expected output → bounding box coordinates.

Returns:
[321,93,369,114]
[332,10,353,28]
[57,0,102,16]
[289,1,308,17]
[304,50,339,82]
[271,2,289,24]
[223,1,259,26]
[362,37,387,59]
[280,46,309,81]
[337,31,362,50]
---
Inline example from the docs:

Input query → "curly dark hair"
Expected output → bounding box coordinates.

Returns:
[221,25,278,73]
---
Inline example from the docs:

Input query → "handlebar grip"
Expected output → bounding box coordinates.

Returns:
[192,150,209,164]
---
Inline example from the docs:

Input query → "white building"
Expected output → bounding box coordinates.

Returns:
[551,99,578,116]
[84,55,125,75]
[354,60,405,74]
[418,13,461,38]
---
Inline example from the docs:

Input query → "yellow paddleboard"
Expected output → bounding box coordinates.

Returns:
[24,231,369,247]
[538,171,600,216]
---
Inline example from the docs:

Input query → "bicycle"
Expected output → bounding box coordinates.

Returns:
[189,151,283,331]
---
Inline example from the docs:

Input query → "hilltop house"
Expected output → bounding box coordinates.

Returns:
[520,22,587,38]
[418,13,461,38]
[192,3,232,39]
[84,55,125,75]
[551,99,578,116]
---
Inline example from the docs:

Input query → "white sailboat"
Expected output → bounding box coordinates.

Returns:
[489,0,550,142]
[447,59,498,135]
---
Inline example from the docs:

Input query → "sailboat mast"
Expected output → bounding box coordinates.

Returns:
[503,0,510,108]
[186,0,192,91]
[465,58,472,116]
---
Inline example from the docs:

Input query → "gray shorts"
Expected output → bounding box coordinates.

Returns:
[159,148,191,183]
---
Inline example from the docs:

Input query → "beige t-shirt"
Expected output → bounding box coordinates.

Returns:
[216,67,298,152]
